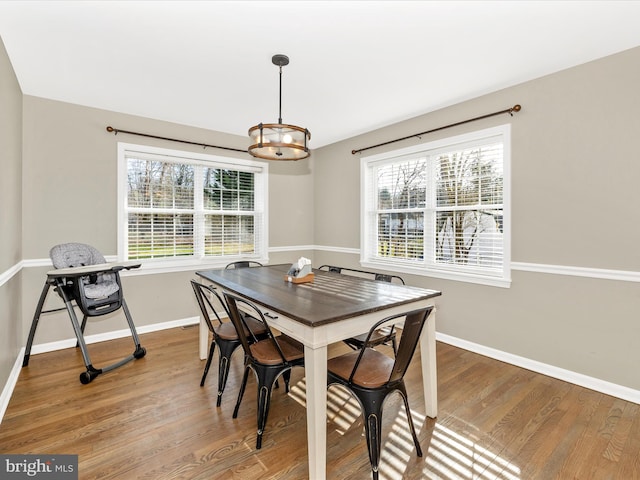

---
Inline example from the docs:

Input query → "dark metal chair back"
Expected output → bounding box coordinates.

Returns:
[349,306,433,385]
[190,279,228,334]
[225,261,263,269]
[320,265,405,354]
[318,264,405,284]
[223,290,305,449]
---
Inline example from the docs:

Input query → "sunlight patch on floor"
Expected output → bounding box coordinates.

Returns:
[288,377,307,407]
[288,378,521,479]
[423,422,521,480]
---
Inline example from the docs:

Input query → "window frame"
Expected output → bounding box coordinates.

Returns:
[117,142,269,272]
[360,124,511,288]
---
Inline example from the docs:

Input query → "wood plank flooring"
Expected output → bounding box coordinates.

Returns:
[1,325,639,479]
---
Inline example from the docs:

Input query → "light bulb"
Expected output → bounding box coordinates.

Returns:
[282,133,293,144]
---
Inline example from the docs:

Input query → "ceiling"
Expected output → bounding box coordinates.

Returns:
[1,1,640,149]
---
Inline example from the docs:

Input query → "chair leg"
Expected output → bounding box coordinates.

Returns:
[398,386,422,456]
[216,355,229,407]
[75,314,88,348]
[215,340,240,407]
[255,367,283,449]
[282,369,291,393]
[391,336,398,356]
[363,405,383,480]
[200,341,216,387]
[23,282,51,367]
[233,366,251,419]
[62,295,95,370]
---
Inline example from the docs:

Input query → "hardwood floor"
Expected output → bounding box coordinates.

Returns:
[1,325,639,479]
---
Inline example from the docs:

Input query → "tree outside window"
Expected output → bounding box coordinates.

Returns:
[362,125,509,286]
[119,144,267,264]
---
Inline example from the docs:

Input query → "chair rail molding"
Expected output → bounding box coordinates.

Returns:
[9,252,640,283]
[511,261,640,282]
[0,261,22,288]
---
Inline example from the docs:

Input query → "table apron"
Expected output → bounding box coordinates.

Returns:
[254,299,435,349]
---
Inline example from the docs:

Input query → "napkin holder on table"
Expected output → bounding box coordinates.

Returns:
[285,262,314,284]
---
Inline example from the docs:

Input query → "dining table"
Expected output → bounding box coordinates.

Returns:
[196,263,441,480]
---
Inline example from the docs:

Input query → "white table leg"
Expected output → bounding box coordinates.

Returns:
[304,344,328,479]
[420,307,438,418]
[199,317,208,360]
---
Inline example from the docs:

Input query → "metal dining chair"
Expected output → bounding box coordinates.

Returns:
[223,291,305,449]
[327,306,434,480]
[319,265,405,354]
[190,280,267,406]
[225,261,263,269]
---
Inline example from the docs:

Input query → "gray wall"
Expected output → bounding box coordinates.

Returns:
[2,44,639,399]
[0,36,23,392]
[314,46,640,390]
[18,95,315,344]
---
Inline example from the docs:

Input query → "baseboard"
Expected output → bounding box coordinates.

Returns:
[0,316,199,425]
[28,317,199,355]
[0,348,25,425]
[436,332,640,405]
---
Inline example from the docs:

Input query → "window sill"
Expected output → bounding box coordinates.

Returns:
[360,260,511,288]
[118,257,270,276]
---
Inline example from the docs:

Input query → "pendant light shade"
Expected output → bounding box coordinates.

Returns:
[248,55,311,161]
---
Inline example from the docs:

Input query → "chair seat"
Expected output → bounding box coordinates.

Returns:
[213,315,266,341]
[83,279,120,299]
[242,314,268,337]
[213,321,240,340]
[345,327,394,347]
[328,349,394,388]
[250,334,304,365]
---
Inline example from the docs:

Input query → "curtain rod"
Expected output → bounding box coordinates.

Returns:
[105,126,248,154]
[351,104,521,155]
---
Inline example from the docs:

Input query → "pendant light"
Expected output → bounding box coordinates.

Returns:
[248,54,311,161]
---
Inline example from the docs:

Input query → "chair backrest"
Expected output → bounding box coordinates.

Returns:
[223,291,288,364]
[50,242,106,269]
[318,265,343,274]
[373,273,405,284]
[318,265,405,285]
[225,261,263,269]
[349,306,433,385]
[49,243,121,315]
[190,280,228,333]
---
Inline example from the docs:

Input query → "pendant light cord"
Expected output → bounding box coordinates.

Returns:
[278,65,283,124]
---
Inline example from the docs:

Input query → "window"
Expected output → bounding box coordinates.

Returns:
[118,143,268,268]
[361,125,510,287]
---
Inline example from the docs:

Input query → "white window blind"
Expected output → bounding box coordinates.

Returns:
[119,144,267,264]
[361,125,510,287]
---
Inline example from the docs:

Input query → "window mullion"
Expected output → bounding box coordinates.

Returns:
[425,154,436,268]
[194,166,204,259]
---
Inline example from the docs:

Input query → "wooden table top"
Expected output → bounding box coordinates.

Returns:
[196,264,441,327]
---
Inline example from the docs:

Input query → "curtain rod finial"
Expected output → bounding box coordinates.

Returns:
[511,104,521,113]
